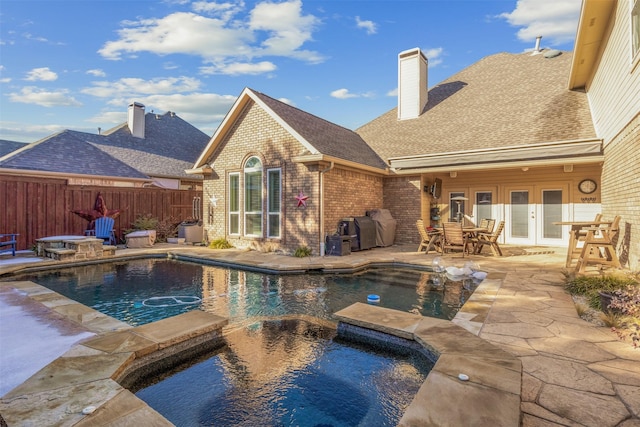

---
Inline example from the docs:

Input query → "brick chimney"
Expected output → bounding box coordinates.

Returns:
[398,48,428,121]
[127,102,145,139]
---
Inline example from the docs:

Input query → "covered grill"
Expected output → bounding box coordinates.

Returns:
[367,209,397,247]
[354,216,376,251]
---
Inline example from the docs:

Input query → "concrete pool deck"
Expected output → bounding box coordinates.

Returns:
[0,244,638,426]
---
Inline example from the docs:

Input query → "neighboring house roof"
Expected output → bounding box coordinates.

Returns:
[0,140,29,158]
[98,111,210,179]
[194,88,388,172]
[357,51,600,172]
[0,111,210,182]
[0,130,148,179]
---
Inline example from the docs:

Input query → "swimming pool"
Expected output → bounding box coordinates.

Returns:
[133,318,432,427]
[12,258,479,426]
[15,258,477,326]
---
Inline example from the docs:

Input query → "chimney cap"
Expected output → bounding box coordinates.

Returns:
[129,102,145,108]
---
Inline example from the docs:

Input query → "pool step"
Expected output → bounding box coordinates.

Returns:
[355,269,430,289]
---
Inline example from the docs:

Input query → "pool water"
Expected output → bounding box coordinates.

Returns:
[13,258,479,427]
[15,259,477,326]
[133,318,432,427]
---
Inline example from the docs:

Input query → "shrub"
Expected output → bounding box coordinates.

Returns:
[155,216,181,241]
[209,238,234,249]
[565,273,638,310]
[293,246,312,258]
[608,285,640,317]
[129,214,158,231]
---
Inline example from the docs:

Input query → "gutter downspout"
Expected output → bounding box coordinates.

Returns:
[319,162,335,256]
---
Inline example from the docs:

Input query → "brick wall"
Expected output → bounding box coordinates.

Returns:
[601,113,640,270]
[203,101,315,253]
[383,175,422,244]
[322,167,384,236]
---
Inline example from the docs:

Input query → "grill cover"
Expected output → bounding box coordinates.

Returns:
[354,216,376,250]
[367,209,397,247]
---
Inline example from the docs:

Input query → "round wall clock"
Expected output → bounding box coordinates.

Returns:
[578,179,597,194]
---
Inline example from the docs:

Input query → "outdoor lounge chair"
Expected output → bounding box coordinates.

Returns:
[416,219,440,253]
[473,221,505,256]
[441,222,469,256]
[89,216,116,245]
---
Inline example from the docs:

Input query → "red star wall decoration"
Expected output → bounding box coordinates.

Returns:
[295,191,309,207]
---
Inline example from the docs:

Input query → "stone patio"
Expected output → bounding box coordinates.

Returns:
[0,244,638,426]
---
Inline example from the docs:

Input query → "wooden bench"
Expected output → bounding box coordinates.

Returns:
[0,233,19,256]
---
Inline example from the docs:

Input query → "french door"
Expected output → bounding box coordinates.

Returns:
[504,185,567,246]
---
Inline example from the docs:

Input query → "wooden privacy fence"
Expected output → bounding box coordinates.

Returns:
[0,175,203,251]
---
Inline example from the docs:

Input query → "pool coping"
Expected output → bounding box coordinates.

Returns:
[0,251,517,426]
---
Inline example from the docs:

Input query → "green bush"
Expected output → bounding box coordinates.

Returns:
[209,238,234,249]
[293,246,312,258]
[565,273,639,310]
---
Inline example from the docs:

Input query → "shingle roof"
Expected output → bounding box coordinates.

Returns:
[0,130,148,178]
[96,112,210,179]
[0,111,210,180]
[357,51,597,162]
[0,140,29,158]
[251,90,388,170]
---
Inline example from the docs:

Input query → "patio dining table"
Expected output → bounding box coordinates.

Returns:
[431,226,488,254]
[553,220,613,268]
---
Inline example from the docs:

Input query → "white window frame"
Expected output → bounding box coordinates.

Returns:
[244,157,263,237]
[267,168,281,238]
[228,172,240,235]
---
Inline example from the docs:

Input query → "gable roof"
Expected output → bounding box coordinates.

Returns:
[193,88,388,173]
[357,51,600,172]
[0,111,210,181]
[0,130,148,179]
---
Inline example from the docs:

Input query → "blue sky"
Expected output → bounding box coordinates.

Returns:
[0,0,582,143]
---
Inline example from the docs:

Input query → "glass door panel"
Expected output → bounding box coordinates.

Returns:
[537,187,568,246]
[505,187,535,245]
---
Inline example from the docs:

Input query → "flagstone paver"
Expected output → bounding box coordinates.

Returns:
[1,244,638,426]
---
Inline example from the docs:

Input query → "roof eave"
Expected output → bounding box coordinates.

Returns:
[0,167,151,182]
[389,139,603,173]
[568,0,616,89]
[292,154,389,175]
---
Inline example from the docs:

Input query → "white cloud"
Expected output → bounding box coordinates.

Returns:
[331,88,375,100]
[248,0,322,62]
[200,60,277,75]
[89,92,237,131]
[355,16,377,35]
[423,47,444,67]
[499,0,581,46]
[8,86,82,107]
[81,76,202,98]
[331,88,357,99]
[24,67,58,81]
[386,88,398,97]
[277,97,295,106]
[191,1,245,20]
[98,0,324,74]
[0,122,68,142]
[86,69,106,77]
